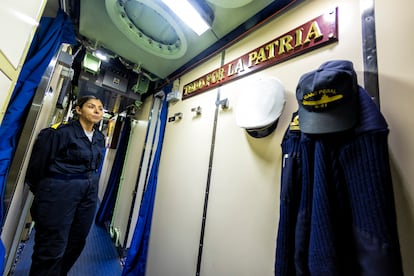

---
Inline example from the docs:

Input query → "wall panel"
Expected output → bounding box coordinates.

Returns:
[376,1,414,274]
[0,0,47,123]
[144,0,397,275]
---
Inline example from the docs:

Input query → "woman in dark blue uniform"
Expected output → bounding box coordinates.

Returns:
[26,95,106,275]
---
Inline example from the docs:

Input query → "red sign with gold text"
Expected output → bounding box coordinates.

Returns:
[182,8,338,100]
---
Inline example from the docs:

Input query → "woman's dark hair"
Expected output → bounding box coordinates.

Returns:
[76,95,99,108]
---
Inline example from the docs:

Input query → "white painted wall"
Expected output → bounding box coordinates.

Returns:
[376,1,414,275]
[110,97,152,248]
[0,0,47,123]
[148,80,219,276]
[147,0,414,275]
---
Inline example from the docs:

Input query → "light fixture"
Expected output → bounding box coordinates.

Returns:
[162,0,211,36]
[94,51,108,61]
[81,52,101,75]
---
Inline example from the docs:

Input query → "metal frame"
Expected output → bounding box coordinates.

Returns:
[361,0,380,106]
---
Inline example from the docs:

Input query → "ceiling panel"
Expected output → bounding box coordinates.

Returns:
[77,0,295,80]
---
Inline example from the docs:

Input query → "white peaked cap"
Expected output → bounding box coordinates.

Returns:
[235,77,286,135]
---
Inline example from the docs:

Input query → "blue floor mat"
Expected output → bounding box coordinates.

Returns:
[11,222,123,275]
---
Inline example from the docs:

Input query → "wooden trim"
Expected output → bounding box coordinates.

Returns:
[0,51,18,80]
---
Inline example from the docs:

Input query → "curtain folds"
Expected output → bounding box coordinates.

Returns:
[96,116,132,226]
[122,90,169,276]
[0,10,76,273]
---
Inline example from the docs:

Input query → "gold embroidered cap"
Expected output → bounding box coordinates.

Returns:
[296,60,359,134]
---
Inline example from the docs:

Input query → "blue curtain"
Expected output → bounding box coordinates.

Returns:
[96,116,132,226]
[122,90,169,276]
[0,10,76,272]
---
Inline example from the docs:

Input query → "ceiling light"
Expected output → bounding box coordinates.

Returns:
[95,51,108,61]
[162,0,211,36]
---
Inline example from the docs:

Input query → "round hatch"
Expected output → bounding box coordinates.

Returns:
[105,0,187,59]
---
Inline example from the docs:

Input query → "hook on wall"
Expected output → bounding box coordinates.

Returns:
[168,112,183,122]
[216,98,229,109]
[191,106,202,115]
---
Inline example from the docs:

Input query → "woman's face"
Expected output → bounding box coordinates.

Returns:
[76,98,104,125]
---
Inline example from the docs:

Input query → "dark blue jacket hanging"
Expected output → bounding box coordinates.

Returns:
[275,87,403,275]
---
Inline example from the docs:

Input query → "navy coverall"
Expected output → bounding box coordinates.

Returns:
[26,120,105,275]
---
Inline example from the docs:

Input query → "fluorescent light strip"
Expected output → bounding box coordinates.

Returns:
[162,0,210,36]
[95,51,108,61]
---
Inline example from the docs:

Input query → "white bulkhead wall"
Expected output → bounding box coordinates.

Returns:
[146,0,414,276]
[376,0,414,275]
[0,0,48,123]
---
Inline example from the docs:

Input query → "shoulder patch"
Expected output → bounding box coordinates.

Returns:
[50,121,68,129]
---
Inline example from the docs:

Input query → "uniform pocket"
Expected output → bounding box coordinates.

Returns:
[66,143,90,163]
[281,152,302,202]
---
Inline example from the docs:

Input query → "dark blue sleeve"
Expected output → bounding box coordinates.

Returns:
[25,127,56,193]
[275,122,303,276]
[340,130,404,276]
